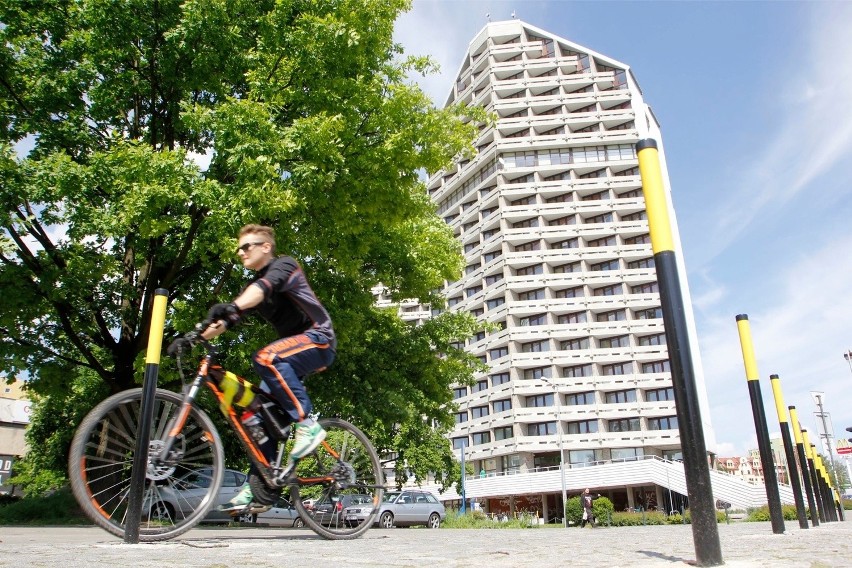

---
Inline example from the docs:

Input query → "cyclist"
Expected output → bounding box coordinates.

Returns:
[192,224,336,512]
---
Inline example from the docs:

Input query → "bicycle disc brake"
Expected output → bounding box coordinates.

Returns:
[330,460,357,488]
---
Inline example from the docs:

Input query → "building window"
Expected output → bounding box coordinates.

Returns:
[455,411,468,424]
[554,286,584,299]
[471,405,489,419]
[519,313,547,326]
[567,420,598,434]
[569,449,603,465]
[518,288,545,301]
[587,235,617,248]
[514,240,541,252]
[471,331,486,342]
[489,347,509,360]
[557,311,587,324]
[465,262,481,274]
[612,447,644,461]
[521,339,550,353]
[567,392,595,405]
[526,393,554,407]
[620,211,647,221]
[561,337,590,350]
[528,422,557,436]
[634,307,663,320]
[585,212,613,224]
[471,431,492,445]
[608,417,641,432]
[642,360,671,373]
[553,261,581,273]
[593,284,623,296]
[646,387,675,402]
[605,389,637,403]
[624,234,651,245]
[601,362,633,376]
[453,387,468,399]
[466,285,483,298]
[563,364,593,378]
[638,333,666,346]
[485,273,504,286]
[471,307,484,317]
[631,282,659,294]
[515,264,543,276]
[648,416,679,430]
[596,309,626,322]
[512,217,539,229]
[510,195,536,206]
[524,366,552,380]
[591,259,619,272]
[494,425,514,441]
[545,191,573,202]
[483,251,501,263]
[599,335,629,348]
[627,257,655,269]
[493,398,512,412]
[551,237,579,249]
[486,297,506,310]
[549,215,576,226]
[452,437,468,450]
[491,372,510,387]
[472,379,489,393]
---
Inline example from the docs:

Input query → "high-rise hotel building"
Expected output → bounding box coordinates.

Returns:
[424,20,715,488]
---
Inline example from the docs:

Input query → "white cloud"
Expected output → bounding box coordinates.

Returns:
[699,233,852,455]
[706,5,852,259]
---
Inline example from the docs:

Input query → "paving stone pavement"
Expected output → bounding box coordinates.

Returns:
[0,521,849,567]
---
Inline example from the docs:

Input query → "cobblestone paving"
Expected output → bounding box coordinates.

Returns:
[1,521,849,567]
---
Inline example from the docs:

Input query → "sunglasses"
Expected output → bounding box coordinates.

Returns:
[236,241,267,254]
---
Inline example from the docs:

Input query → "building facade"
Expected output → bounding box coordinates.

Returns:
[418,20,714,511]
[0,379,30,493]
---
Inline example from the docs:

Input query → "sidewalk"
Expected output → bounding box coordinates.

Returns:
[1,520,849,567]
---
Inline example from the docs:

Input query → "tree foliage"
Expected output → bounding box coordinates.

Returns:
[0,0,486,490]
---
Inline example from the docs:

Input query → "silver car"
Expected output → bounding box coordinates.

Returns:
[344,489,445,529]
[145,468,248,523]
[241,496,305,528]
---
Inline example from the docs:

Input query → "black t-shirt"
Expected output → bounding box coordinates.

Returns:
[244,256,336,349]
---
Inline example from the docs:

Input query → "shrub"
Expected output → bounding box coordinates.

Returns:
[441,510,540,529]
[744,504,801,522]
[565,494,614,526]
[0,486,90,525]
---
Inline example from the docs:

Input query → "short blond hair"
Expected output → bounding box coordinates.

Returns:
[239,224,276,252]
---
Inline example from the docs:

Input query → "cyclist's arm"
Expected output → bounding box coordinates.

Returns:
[200,284,265,340]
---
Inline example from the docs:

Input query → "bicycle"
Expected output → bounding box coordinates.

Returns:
[68,329,384,541]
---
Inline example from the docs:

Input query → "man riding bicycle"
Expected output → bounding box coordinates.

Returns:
[191,224,336,512]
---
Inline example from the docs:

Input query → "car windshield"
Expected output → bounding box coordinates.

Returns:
[383,492,400,503]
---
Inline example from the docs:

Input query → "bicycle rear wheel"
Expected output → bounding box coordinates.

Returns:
[68,388,224,541]
[291,417,383,539]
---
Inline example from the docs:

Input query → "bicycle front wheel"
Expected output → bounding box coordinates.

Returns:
[291,417,383,539]
[68,388,224,541]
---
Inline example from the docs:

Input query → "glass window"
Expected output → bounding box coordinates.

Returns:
[557,311,587,324]
[471,405,489,418]
[521,340,549,353]
[519,313,547,326]
[608,418,641,432]
[611,447,644,461]
[494,425,514,441]
[491,372,510,387]
[569,449,602,465]
[472,379,489,393]
[489,347,509,360]
[631,282,659,294]
[599,335,629,348]
[493,398,512,412]
[524,366,552,380]
[561,337,590,351]
[518,288,545,301]
[527,422,557,436]
[551,237,579,249]
[567,392,595,405]
[593,284,623,296]
[453,387,467,399]
[591,259,619,272]
[452,437,468,450]
[627,258,655,269]
[642,360,671,373]
[471,431,491,445]
[638,334,666,346]
[526,393,554,407]
[554,286,584,299]
[646,387,674,402]
[605,389,637,403]
[634,307,663,320]
[596,309,626,322]
[566,420,598,434]
[515,264,543,276]
[563,364,593,378]
[553,261,582,273]
[455,411,468,424]
[648,416,679,430]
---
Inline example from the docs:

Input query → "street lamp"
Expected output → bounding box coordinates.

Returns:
[844,350,852,376]
[542,377,568,528]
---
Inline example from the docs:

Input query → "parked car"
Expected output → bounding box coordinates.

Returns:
[344,489,445,529]
[239,496,305,528]
[145,468,248,523]
[312,493,373,526]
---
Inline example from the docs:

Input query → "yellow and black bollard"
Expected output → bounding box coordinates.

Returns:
[789,407,820,526]
[124,288,169,544]
[802,431,828,522]
[769,375,808,528]
[735,315,785,534]
[636,139,722,566]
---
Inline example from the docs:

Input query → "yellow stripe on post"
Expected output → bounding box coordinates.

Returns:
[769,375,788,423]
[636,139,675,254]
[789,407,804,445]
[145,291,169,364]
[802,430,813,459]
[735,315,760,381]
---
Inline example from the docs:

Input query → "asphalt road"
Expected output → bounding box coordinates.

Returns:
[1,521,850,567]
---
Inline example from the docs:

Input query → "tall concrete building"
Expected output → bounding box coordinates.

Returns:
[421,20,715,513]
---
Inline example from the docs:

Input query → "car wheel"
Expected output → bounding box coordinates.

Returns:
[427,512,441,529]
[149,501,175,523]
[380,511,394,529]
[234,512,256,523]
[293,517,304,528]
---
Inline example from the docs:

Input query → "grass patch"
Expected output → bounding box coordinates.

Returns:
[0,486,92,525]
[441,510,543,529]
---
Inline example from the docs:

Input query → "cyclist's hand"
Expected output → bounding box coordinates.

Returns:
[166,332,200,357]
[206,302,242,329]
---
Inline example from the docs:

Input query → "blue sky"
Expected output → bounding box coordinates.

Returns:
[395,1,852,460]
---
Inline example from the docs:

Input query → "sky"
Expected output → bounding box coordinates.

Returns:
[394,0,852,460]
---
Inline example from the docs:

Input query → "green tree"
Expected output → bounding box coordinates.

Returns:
[0,0,486,491]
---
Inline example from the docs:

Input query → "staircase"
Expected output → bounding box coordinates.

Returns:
[418,455,795,511]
